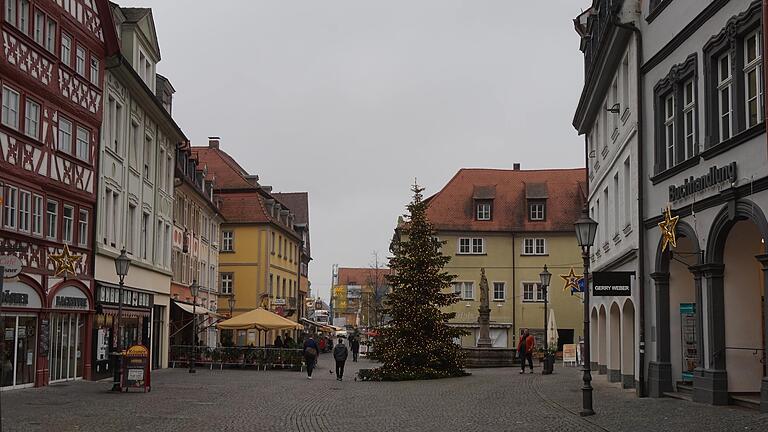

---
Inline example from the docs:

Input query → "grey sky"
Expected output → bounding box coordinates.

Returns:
[143,1,585,302]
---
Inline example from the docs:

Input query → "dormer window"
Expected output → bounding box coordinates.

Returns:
[525,182,548,222]
[476,201,491,221]
[529,201,545,221]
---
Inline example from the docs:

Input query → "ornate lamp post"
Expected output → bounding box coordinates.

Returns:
[112,248,131,391]
[539,265,552,353]
[228,296,236,317]
[574,208,598,416]
[189,279,199,374]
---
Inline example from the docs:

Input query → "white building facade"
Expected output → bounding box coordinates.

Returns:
[640,0,767,409]
[92,6,185,376]
[573,0,643,392]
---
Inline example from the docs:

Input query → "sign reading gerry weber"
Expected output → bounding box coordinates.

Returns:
[592,272,633,296]
[668,162,736,202]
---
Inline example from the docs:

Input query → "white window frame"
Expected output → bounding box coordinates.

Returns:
[76,126,89,161]
[492,281,505,301]
[45,17,56,52]
[682,79,695,162]
[717,52,733,142]
[664,93,675,169]
[476,203,491,220]
[62,204,74,244]
[90,56,99,85]
[458,238,471,254]
[18,190,30,233]
[529,202,545,221]
[24,98,40,139]
[58,117,73,154]
[452,281,474,300]
[471,238,484,254]
[60,32,71,66]
[33,9,44,45]
[78,209,88,246]
[2,86,20,130]
[222,231,234,252]
[522,282,545,303]
[221,273,233,295]
[744,30,763,129]
[3,186,18,229]
[75,45,86,76]
[46,199,57,239]
[32,194,43,236]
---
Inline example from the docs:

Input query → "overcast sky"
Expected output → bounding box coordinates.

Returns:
[142,1,586,302]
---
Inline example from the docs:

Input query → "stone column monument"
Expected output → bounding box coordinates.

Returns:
[477,268,492,348]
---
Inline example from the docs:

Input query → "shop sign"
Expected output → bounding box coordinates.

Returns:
[52,286,89,309]
[273,298,286,306]
[1,281,42,308]
[592,272,633,296]
[97,284,152,309]
[668,162,737,202]
[0,255,23,278]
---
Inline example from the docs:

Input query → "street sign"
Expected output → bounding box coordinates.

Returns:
[592,272,633,296]
[0,255,22,278]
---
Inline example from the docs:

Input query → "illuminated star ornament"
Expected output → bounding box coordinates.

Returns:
[658,205,679,252]
[50,244,82,277]
[560,268,582,292]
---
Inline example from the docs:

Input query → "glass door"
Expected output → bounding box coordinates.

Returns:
[49,314,82,383]
[1,315,37,390]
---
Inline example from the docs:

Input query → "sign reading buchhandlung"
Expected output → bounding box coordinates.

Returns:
[592,272,633,296]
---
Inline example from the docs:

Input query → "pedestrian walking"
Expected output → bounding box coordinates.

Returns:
[303,335,319,379]
[350,336,360,362]
[517,329,535,374]
[333,337,349,381]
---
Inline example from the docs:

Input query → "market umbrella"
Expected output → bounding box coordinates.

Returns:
[217,308,303,331]
[547,309,558,349]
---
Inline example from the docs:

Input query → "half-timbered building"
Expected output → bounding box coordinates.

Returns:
[0,0,118,389]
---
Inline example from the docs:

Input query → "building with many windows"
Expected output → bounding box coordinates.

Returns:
[272,192,311,320]
[169,143,223,349]
[417,167,586,350]
[193,138,305,346]
[92,5,184,377]
[0,0,117,389]
[331,267,392,329]
[639,0,767,409]
[573,0,642,391]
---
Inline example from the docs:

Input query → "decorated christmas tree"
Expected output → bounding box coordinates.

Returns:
[360,183,468,381]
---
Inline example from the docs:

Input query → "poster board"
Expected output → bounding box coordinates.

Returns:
[562,344,577,366]
[122,345,150,392]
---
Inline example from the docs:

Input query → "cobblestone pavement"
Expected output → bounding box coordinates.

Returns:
[2,358,766,432]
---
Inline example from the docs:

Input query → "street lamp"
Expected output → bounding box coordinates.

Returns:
[574,207,598,417]
[228,296,235,317]
[189,279,199,374]
[539,264,552,354]
[112,248,130,392]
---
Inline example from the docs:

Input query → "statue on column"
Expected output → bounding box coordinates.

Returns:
[477,268,492,347]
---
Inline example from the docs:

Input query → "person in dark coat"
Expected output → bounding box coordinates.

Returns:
[274,335,283,348]
[350,336,360,362]
[303,335,319,379]
[283,334,295,349]
[332,338,349,381]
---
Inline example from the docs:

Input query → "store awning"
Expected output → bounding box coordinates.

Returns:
[217,308,303,331]
[300,318,340,332]
[173,301,220,317]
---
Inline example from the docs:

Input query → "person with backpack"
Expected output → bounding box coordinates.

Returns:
[303,335,319,379]
[517,329,536,374]
[332,337,349,381]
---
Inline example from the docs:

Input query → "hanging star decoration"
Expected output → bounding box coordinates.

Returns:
[49,244,82,277]
[658,205,679,252]
[560,268,582,292]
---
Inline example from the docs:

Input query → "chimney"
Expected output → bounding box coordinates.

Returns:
[513,163,521,170]
[244,175,260,187]
[208,136,220,149]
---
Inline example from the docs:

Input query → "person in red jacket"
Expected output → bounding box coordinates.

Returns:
[517,329,536,374]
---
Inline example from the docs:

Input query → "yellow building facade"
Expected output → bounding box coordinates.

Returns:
[421,168,587,351]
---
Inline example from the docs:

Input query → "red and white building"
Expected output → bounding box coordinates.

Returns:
[0,0,118,389]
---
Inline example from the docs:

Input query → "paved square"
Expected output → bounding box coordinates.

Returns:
[2,358,766,432]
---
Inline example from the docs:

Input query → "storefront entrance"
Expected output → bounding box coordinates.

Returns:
[1,315,37,390]
[48,313,85,383]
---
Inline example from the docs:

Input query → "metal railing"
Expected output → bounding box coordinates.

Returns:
[170,345,305,371]
[712,347,766,365]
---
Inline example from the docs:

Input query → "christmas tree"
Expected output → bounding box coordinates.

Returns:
[360,183,468,381]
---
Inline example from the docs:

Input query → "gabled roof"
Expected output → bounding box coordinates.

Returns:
[120,7,161,60]
[272,192,311,257]
[425,168,586,232]
[337,267,392,286]
[192,147,256,190]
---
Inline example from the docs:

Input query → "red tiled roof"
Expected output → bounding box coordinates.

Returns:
[217,191,271,223]
[272,192,310,256]
[337,267,393,286]
[425,168,586,232]
[192,147,254,190]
